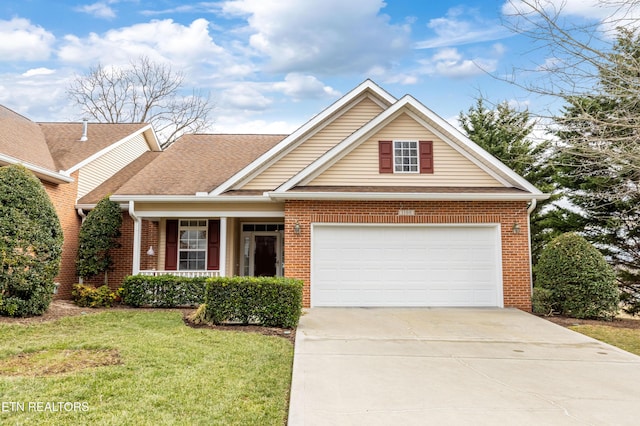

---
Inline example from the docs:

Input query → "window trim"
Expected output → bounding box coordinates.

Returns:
[178,219,208,271]
[393,140,419,174]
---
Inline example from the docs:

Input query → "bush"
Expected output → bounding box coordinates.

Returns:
[204,277,303,328]
[119,275,207,307]
[76,196,122,285]
[72,284,117,308]
[536,233,619,320]
[531,287,554,316]
[0,165,63,317]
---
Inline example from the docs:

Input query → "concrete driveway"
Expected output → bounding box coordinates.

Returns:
[288,308,640,425]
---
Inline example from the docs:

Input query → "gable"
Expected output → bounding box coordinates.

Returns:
[308,112,502,187]
[240,96,385,190]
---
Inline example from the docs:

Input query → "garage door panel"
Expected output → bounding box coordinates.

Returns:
[311,225,502,307]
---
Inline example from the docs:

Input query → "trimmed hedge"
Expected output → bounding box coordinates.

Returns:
[120,275,207,307]
[72,284,117,308]
[204,277,303,328]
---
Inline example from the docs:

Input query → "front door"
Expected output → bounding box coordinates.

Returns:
[241,229,283,277]
[254,235,278,276]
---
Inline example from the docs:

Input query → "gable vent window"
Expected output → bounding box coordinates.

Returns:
[379,140,434,174]
[394,141,418,173]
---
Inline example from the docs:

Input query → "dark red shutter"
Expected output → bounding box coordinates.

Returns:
[165,220,178,270]
[207,220,220,270]
[379,140,393,173]
[419,140,434,174]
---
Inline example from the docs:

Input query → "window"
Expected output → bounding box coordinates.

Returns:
[178,220,207,270]
[379,140,434,174]
[394,141,418,173]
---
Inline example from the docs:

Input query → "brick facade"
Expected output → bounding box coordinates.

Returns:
[284,199,532,311]
[43,171,81,299]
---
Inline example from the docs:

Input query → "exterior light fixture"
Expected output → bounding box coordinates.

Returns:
[147,246,155,256]
[512,223,521,234]
[293,221,301,235]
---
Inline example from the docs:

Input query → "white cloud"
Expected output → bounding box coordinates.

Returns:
[76,2,117,19]
[22,67,56,77]
[271,74,340,100]
[416,7,511,49]
[58,19,225,67]
[219,0,410,74]
[0,18,55,61]
[220,84,272,110]
[419,46,500,79]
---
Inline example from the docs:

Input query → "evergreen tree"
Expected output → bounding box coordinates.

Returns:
[0,165,63,316]
[459,99,562,262]
[76,196,122,286]
[554,28,640,312]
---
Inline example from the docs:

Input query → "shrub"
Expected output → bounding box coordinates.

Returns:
[536,233,619,320]
[72,284,117,308]
[119,275,207,307]
[76,196,122,285]
[0,165,63,317]
[204,276,303,328]
[531,287,554,316]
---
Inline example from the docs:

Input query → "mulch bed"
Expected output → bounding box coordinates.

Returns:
[543,315,640,329]
[0,300,296,343]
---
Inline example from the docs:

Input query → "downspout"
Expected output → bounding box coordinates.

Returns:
[77,208,87,223]
[76,208,87,284]
[526,198,537,301]
[129,201,142,275]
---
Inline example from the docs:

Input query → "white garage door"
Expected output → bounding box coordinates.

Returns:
[311,224,502,307]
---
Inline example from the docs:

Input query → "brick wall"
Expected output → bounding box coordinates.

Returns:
[43,171,81,299]
[284,199,532,311]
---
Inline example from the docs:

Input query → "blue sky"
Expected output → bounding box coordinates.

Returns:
[0,0,631,133]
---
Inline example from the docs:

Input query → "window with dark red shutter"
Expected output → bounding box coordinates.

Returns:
[207,220,220,270]
[379,140,393,173]
[165,220,178,270]
[419,140,434,174]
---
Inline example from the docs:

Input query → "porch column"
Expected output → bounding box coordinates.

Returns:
[219,217,227,277]
[129,201,142,275]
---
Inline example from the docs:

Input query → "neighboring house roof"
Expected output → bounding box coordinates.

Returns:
[112,134,287,196]
[0,105,72,183]
[76,151,164,205]
[39,122,158,172]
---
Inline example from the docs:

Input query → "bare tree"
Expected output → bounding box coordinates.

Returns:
[67,56,213,148]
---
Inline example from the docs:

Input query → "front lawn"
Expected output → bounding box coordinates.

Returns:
[0,310,293,425]
[569,324,640,356]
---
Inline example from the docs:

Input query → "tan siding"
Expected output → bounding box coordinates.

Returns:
[243,97,384,190]
[309,113,501,187]
[134,201,284,214]
[77,134,148,199]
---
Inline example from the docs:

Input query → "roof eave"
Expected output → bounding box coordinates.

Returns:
[265,191,550,202]
[108,194,274,203]
[0,154,73,184]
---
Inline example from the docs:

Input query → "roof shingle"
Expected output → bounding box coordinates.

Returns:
[114,134,287,196]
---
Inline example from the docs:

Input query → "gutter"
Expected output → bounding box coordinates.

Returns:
[266,191,551,202]
[0,154,73,184]
[109,195,275,203]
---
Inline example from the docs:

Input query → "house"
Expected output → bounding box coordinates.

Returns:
[104,80,547,311]
[0,105,162,297]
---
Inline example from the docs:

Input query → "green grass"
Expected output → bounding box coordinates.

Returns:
[570,325,640,356]
[0,311,293,425]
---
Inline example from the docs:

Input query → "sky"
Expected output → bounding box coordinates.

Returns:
[0,0,636,134]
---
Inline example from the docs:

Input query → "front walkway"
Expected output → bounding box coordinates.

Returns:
[288,308,640,425]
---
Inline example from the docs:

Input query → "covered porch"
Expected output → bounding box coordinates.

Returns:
[126,199,286,280]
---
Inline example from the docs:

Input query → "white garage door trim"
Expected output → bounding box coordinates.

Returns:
[311,223,503,308]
